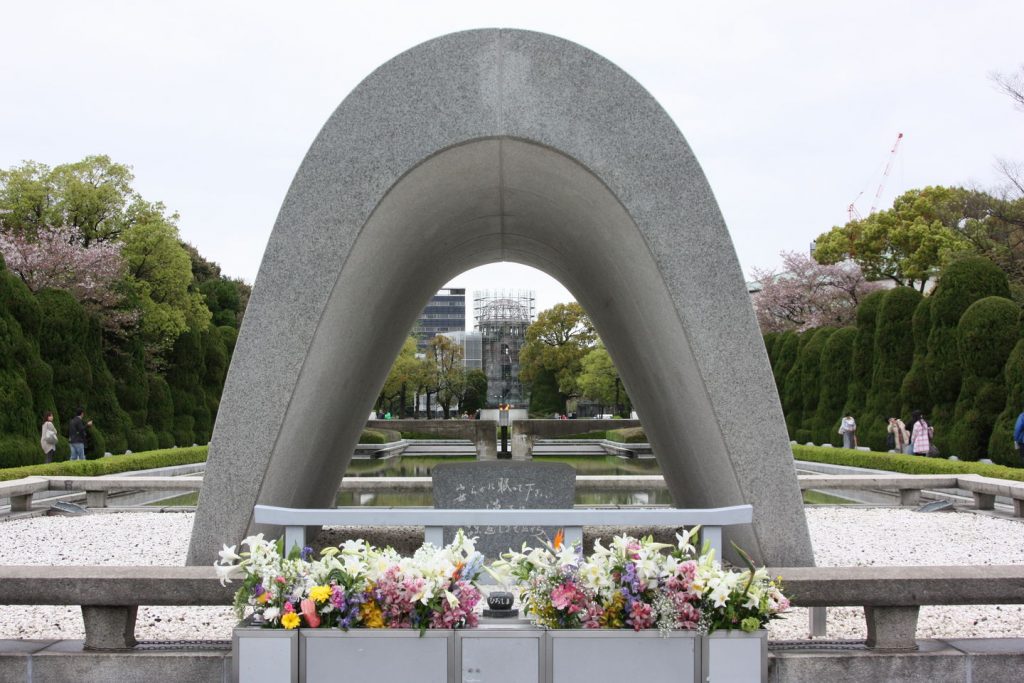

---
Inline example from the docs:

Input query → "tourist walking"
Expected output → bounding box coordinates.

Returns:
[887,417,910,454]
[838,414,857,449]
[40,412,58,464]
[910,410,932,457]
[1014,409,1024,467]
[68,408,92,461]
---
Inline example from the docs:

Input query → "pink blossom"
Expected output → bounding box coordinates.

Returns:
[629,601,654,630]
[300,599,321,628]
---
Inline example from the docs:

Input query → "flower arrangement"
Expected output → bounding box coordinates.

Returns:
[490,529,789,635]
[491,529,702,634]
[693,546,790,634]
[214,530,484,632]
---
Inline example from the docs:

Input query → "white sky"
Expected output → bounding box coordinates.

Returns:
[3,1,1022,326]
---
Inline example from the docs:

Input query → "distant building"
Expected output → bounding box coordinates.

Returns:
[440,330,483,370]
[474,290,535,407]
[415,288,466,350]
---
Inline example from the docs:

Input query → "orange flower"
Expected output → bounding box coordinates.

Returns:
[553,529,565,550]
[452,561,465,581]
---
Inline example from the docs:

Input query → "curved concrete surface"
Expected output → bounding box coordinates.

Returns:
[188,29,813,566]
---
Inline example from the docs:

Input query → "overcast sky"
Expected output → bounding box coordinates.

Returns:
[3,1,1022,325]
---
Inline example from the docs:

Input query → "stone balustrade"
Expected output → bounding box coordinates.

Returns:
[0,564,1021,654]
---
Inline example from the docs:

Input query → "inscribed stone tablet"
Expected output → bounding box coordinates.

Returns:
[432,461,576,559]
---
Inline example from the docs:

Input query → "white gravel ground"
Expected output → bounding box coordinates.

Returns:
[0,507,1021,642]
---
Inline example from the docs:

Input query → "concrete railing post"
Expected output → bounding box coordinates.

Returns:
[9,493,33,512]
[899,489,921,506]
[81,605,138,650]
[809,606,827,638]
[1014,499,1024,518]
[510,434,533,460]
[972,492,996,510]
[864,605,919,651]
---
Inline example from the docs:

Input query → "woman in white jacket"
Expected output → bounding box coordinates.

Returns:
[40,412,58,464]
[838,415,857,449]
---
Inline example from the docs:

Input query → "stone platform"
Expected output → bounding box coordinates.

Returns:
[2,638,1022,682]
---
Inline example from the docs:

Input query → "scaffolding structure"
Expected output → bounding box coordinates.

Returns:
[473,290,535,407]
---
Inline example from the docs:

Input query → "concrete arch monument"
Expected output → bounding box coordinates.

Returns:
[188,29,814,567]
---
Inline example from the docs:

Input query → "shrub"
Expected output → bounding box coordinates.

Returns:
[797,328,834,438]
[946,297,1020,459]
[782,331,816,438]
[359,428,401,444]
[791,443,1023,481]
[606,427,647,443]
[771,331,798,400]
[862,288,922,450]
[900,297,933,417]
[925,257,1011,429]
[843,290,885,419]
[0,445,208,481]
[147,373,175,448]
[811,327,857,445]
[990,339,1024,466]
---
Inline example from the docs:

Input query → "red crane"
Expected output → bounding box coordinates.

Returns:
[847,132,904,221]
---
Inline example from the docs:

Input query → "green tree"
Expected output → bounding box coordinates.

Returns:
[519,303,596,409]
[811,327,857,445]
[814,187,976,291]
[782,331,814,438]
[527,367,564,417]
[577,344,631,417]
[770,331,799,402]
[946,297,1020,459]
[460,369,488,415]
[0,155,165,245]
[899,297,934,417]
[925,256,1011,429]
[379,336,422,418]
[121,219,211,365]
[428,335,466,419]
[862,287,922,450]
[796,328,834,443]
[843,289,885,420]
[990,339,1024,466]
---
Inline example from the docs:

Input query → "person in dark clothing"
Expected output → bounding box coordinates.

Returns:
[68,408,92,461]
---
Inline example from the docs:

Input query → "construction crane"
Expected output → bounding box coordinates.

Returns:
[847,132,904,221]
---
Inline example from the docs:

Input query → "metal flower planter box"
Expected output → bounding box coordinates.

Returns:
[546,629,700,683]
[234,626,766,683]
[702,629,768,683]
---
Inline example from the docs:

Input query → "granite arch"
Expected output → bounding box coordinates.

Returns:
[188,29,814,566]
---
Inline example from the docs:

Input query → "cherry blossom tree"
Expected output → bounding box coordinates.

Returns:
[0,225,135,334]
[751,251,883,333]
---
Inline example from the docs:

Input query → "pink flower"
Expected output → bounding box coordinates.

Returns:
[300,599,321,628]
[629,602,654,630]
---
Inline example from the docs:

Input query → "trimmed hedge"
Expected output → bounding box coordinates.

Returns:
[796,328,834,443]
[990,339,1024,466]
[925,257,1011,430]
[771,331,798,400]
[0,446,208,482]
[791,443,1024,482]
[843,290,885,419]
[899,296,933,417]
[810,327,857,446]
[359,428,401,444]
[947,297,1021,460]
[606,427,647,443]
[862,287,922,451]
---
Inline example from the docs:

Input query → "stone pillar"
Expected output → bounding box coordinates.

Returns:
[899,489,921,506]
[1014,498,1024,518]
[864,606,919,651]
[973,491,996,510]
[473,423,497,461]
[81,605,138,650]
[9,494,32,512]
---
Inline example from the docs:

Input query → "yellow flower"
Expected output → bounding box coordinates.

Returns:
[257,592,270,604]
[360,600,385,628]
[281,612,301,630]
[309,585,333,603]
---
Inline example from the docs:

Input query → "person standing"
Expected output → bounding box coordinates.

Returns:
[910,410,931,457]
[1014,409,1024,467]
[40,412,58,464]
[838,414,857,449]
[887,417,910,454]
[68,408,92,461]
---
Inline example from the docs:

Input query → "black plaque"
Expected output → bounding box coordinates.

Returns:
[431,461,576,559]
